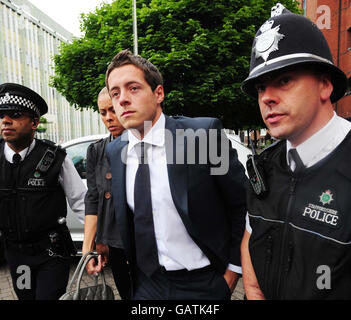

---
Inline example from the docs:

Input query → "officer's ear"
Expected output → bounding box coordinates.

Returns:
[319,73,333,103]
[31,117,40,130]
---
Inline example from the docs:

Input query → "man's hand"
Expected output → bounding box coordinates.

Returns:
[223,269,239,293]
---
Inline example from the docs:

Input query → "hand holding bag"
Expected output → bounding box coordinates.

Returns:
[59,251,115,300]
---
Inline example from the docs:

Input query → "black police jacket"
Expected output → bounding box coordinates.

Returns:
[248,131,351,299]
[0,139,67,243]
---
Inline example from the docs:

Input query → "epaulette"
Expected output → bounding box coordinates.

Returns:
[40,138,65,154]
[41,138,58,147]
[39,139,63,150]
[259,139,285,159]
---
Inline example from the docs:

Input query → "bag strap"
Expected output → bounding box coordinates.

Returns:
[73,253,108,300]
[66,251,96,292]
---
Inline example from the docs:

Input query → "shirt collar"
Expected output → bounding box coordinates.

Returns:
[286,112,338,167]
[127,113,165,153]
[4,139,36,163]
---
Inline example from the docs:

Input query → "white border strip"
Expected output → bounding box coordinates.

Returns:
[249,53,334,76]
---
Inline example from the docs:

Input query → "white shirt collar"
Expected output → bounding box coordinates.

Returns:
[286,112,351,168]
[127,113,165,153]
[4,139,36,163]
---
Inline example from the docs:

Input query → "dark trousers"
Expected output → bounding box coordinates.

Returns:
[133,266,231,300]
[108,246,131,300]
[6,248,70,300]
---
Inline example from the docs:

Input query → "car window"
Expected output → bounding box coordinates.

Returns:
[65,141,95,179]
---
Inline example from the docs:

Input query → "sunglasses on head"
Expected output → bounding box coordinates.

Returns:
[0,111,31,119]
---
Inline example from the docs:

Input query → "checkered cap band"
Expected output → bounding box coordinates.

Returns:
[0,93,40,116]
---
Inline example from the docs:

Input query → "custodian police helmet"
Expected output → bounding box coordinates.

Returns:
[0,83,48,117]
[241,3,348,103]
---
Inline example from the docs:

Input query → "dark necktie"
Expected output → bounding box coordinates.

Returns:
[12,153,22,187]
[133,142,159,276]
[288,148,304,173]
[12,153,21,165]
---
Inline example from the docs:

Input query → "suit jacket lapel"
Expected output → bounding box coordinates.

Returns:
[165,116,189,219]
[109,133,131,253]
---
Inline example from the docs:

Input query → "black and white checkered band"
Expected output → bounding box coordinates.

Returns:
[0,92,40,116]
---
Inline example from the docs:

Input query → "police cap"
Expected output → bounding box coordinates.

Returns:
[241,3,348,103]
[0,83,48,117]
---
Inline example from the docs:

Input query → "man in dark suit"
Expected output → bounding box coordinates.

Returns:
[105,49,247,300]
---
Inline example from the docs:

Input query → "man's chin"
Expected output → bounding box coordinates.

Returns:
[2,134,15,142]
[267,130,286,141]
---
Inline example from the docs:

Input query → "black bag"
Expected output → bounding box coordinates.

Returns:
[59,251,115,300]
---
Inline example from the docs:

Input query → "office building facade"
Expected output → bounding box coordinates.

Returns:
[0,0,106,143]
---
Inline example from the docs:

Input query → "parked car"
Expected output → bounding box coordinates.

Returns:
[61,134,108,254]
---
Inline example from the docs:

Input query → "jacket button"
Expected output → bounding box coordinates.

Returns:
[105,192,111,199]
[105,172,112,180]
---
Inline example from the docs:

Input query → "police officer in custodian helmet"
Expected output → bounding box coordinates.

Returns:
[0,83,86,300]
[240,4,350,299]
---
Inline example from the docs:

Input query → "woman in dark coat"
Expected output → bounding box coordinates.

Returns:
[82,87,131,299]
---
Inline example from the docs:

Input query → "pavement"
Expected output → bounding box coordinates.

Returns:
[0,258,245,300]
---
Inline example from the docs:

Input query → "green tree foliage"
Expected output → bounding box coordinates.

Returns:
[51,0,300,130]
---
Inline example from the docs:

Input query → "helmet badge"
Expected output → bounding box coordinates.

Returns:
[254,21,285,62]
[253,3,287,63]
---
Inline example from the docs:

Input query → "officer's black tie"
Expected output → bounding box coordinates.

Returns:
[11,153,22,188]
[133,142,159,277]
[12,153,21,166]
[288,148,304,173]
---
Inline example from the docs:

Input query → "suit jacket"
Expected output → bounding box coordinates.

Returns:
[106,115,247,275]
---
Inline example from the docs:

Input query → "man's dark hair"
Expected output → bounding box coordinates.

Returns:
[105,49,163,92]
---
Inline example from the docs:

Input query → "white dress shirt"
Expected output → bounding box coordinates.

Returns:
[246,112,351,233]
[286,112,351,170]
[126,113,210,271]
[4,139,86,224]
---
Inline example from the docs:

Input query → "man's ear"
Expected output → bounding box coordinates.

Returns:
[154,85,165,104]
[319,74,333,102]
[31,117,40,130]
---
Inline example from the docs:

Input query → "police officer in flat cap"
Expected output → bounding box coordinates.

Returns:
[0,83,86,300]
[240,4,351,299]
